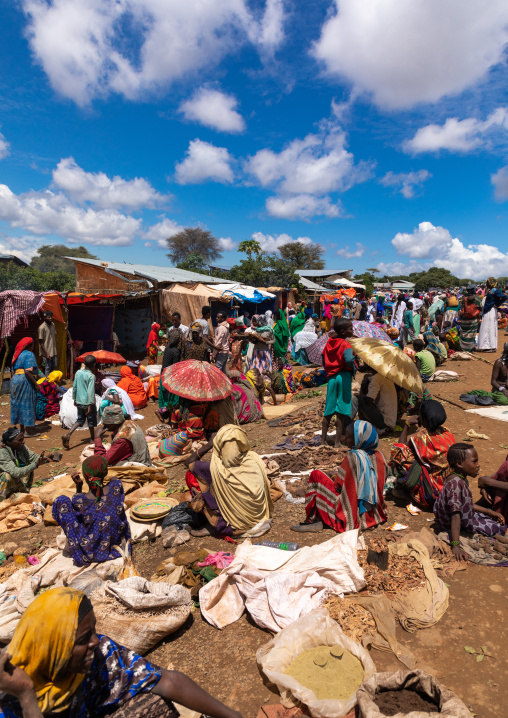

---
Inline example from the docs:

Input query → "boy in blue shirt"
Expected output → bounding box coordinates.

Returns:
[62,355,97,450]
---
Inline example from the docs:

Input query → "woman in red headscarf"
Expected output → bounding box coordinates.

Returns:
[146,323,161,365]
[10,338,42,433]
[117,366,148,409]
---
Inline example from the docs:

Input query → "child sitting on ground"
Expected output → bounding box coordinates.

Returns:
[434,442,506,561]
[412,338,436,381]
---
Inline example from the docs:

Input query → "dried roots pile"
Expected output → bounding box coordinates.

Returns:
[323,595,376,642]
[357,550,426,597]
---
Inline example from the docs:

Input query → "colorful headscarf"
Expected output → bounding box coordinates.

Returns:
[37,370,63,385]
[12,337,33,364]
[348,420,379,515]
[189,321,204,337]
[146,322,161,350]
[82,455,108,502]
[423,330,440,355]
[486,277,498,289]
[9,587,88,713]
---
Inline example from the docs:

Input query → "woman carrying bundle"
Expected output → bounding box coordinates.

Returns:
[245,314,275,374]
[292,420,387,533]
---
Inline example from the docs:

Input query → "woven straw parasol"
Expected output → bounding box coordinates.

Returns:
[349,337,424,395]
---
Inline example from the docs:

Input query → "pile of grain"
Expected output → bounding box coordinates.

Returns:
[91,588,192,620]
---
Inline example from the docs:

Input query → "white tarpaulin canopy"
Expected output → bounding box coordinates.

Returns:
[206,283,275,301]
[332,277,366,289]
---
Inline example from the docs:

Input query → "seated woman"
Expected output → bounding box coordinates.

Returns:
[390,399,456,508]
[0,587,243,718]
[292,420,387,533]
[184,424,273,538]
[246,367,277,406]
[53,456,130,566]
[99,378,137,419]
[36,370,66,420]
[169,393,237,442]
[228,370,264,424]
[117,366,147,410]
[434,444,506,560]
[0,427,48,501]
[477,451,508,525]
[423,330,446,366]
[94,405,152,467]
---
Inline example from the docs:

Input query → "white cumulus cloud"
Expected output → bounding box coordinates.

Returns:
[0,233,43,263]
[179,88,245,133]
[380,169,431,198]
[219,236,237,251]
[336,243,366,258]
[175,139,234,184]
[245,123,367,195]
[251,231,314,253]
[52,157,168,209]
[312,0,508,109]
[403,108,508,154]
[21,0,286,106]
[492,165,508,201]
[265,194,342,220]
[0,183,140,246]
[384,221,508,278]
[142,216,185,248]
[0,131,10,160]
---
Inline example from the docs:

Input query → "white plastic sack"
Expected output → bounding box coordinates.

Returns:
[106,576,190,609]
[257,607,376,718]
[199,530,365,632]
[294,330,318,353]
[59,389,102,429]
[144,365,161,377]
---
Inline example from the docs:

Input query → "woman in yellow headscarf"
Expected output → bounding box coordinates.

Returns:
[36,370,65,419]
[184,424,273,538]
[0,587,243,717]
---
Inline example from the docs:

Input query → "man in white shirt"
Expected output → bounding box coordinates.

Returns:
[358,370,397,435]
[213,311,230,374]
[171,312,188,338]
[195,306,212,338]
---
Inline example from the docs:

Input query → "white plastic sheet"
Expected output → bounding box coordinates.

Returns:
[199,531,365,632]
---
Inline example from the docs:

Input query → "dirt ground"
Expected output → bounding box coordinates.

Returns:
[5,338,508,718]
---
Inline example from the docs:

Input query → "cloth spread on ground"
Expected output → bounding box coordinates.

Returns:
[272,436,321,452]
[199,530,365,632]
[460,389,508,406]
[210,424,273,533]
[0,291,45,339]
[0,493,43,533]
[464,405,508,422]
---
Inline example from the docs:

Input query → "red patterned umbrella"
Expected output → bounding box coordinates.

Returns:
[75,350,127,364]
[161,360,232,401]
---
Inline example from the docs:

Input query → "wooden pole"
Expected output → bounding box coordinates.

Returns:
[433,393,467,411]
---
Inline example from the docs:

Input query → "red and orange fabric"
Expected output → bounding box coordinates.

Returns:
[117,366,147,409]
[12,337,33,364]
[146,323,160,365]
[305,452,388,532]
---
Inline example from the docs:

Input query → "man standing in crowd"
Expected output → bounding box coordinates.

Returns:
[38,310,57,375]
[172,311,189,338]
[214,312,230,374]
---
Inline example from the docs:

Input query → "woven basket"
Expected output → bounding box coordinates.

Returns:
[131,497,179,520]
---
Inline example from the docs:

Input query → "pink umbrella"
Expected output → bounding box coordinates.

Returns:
[161,360,232,402]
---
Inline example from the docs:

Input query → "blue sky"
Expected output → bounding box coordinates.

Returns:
[2,0,508,279]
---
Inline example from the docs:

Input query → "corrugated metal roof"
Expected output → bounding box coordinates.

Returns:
[298,276,327,291]
[66,257,226,284]
[297,269,352,277]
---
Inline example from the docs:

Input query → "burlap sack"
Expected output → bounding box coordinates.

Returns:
[92,577,192,655]
[356,669,472,717]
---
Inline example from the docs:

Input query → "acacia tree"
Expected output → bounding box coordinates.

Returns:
[30,244,97,274]
[278,242,325,269]
[166,228,222,266]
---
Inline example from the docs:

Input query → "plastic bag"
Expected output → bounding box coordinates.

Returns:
[162,526,191,548]
[356,669,472,717]
[162,502,206,531]
[257,607,376,718]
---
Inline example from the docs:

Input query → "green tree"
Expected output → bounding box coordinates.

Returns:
[237,239,262,261]
[0,263,76,292]
[412,267,461,291]
[166,228,222,265]
[30,244,97,274]
[176,253,207,273]
[278,242,325,269]
[229,250,300,288]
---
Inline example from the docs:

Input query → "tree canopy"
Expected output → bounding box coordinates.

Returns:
[166,228,222,266]
[30,244,97,274]
[176,253,208,273]
[229,245,301,288]
[278,242,325,270]
[0,262,76,292]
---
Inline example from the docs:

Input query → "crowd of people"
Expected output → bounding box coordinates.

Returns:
[2,282,508,715]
